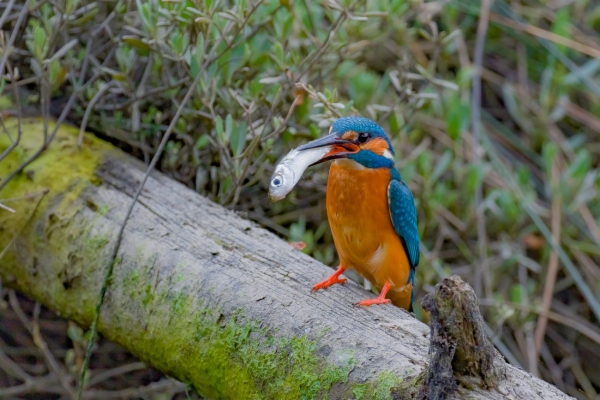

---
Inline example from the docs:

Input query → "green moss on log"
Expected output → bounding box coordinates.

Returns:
[120,296,357,398]
[0,115,113,315]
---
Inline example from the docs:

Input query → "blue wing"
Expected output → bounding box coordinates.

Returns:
[387,179,420,272]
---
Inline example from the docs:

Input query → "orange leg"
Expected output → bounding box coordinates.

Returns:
[354,282,392,307]
[311,266,347,292]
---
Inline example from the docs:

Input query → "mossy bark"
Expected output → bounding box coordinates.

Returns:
[0,116,572,400]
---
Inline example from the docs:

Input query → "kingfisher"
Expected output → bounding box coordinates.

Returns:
[297,116,420,311]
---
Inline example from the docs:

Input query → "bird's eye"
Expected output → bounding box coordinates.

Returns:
[271,177,282,187]
[358,132,369,143]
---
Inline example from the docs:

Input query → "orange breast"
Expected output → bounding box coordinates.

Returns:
[326,160,412,308]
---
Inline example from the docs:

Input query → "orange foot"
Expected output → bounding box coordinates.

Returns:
[354,282,392,307]
[312,266,346,292]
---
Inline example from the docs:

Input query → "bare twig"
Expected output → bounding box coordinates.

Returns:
[296,2,355,81]
[0,374,59,397]
[86,362,147,387]
[0,189,48,261]
[490,13,600,60]
[0,342,32,381]
[78,82,113,147]
[0,0,30,79]
[31,302,76,399]
[82,378,186,399]
[533,160,561,359]
[95,77,189,111]
[0,201,15,212]
[0,61,23,164]
[578,204,600,247]
[471,0,493,299]
[0,0,17,29]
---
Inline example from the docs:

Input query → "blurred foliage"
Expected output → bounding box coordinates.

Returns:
[2,0,600,398]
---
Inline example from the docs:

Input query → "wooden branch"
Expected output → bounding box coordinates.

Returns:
[0,116,573,399]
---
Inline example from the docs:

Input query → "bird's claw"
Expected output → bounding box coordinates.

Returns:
[353,298,391,308]
[311,277,347,293]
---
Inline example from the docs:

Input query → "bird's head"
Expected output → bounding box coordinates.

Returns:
[297,116,395,168]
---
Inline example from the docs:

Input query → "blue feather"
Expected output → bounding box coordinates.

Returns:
[348,150,394,169]
[388,177,420,310]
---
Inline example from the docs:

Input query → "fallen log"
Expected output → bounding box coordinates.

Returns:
[0,116,572,399]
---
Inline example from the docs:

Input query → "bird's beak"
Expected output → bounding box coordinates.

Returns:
[297,132,359,166]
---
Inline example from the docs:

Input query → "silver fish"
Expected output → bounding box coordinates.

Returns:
[268,146,330,202]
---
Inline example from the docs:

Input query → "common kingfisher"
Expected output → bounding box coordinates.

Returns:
[298,116,420,311]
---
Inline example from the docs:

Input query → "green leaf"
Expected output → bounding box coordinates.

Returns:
[196,134,209,150]
[446,101,469,140]
[431,150,452,182]
[503,83,534,134]
[33,26,46,60]
[551,8,571,54]
[225,114,233,142]
[272,41,285,69]
[566,150,591,181]
[516,165,531,188]
[388,111,403,135]
[170,31,185,55]
[249,79,263,98]
[289,217,307,242]
[509,284,523,304]
[230,121,247,156]
[65,0,81,14]
[48,59,62,88]
[122,36,150,50]
[195,35,205,67]
[416,152,432,179]
[542,142,557,177]
[273,8,293,40]
[190,56,200,78]
[67,325,84,343]
[215,116,224,142]
[465,163,487,194]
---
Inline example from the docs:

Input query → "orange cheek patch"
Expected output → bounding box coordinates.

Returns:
[361,138,389,155]
[341,131,359,141]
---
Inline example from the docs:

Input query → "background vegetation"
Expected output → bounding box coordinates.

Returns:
[1,0,600,398]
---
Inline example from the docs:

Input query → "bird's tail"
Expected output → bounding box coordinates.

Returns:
[407,268,415,313]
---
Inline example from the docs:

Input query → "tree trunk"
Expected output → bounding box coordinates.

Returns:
[0,116,572,399]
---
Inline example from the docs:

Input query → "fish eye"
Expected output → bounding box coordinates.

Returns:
[358,132,369,143]
[271,177,283,187]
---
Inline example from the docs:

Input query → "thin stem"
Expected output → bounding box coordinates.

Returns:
[533,159,561,358]
[471,0,493,299]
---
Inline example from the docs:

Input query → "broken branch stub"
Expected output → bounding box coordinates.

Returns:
[418,275,506,400]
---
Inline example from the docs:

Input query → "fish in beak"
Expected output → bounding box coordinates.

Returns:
[268,132,359,202]
[296,132,360,166]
